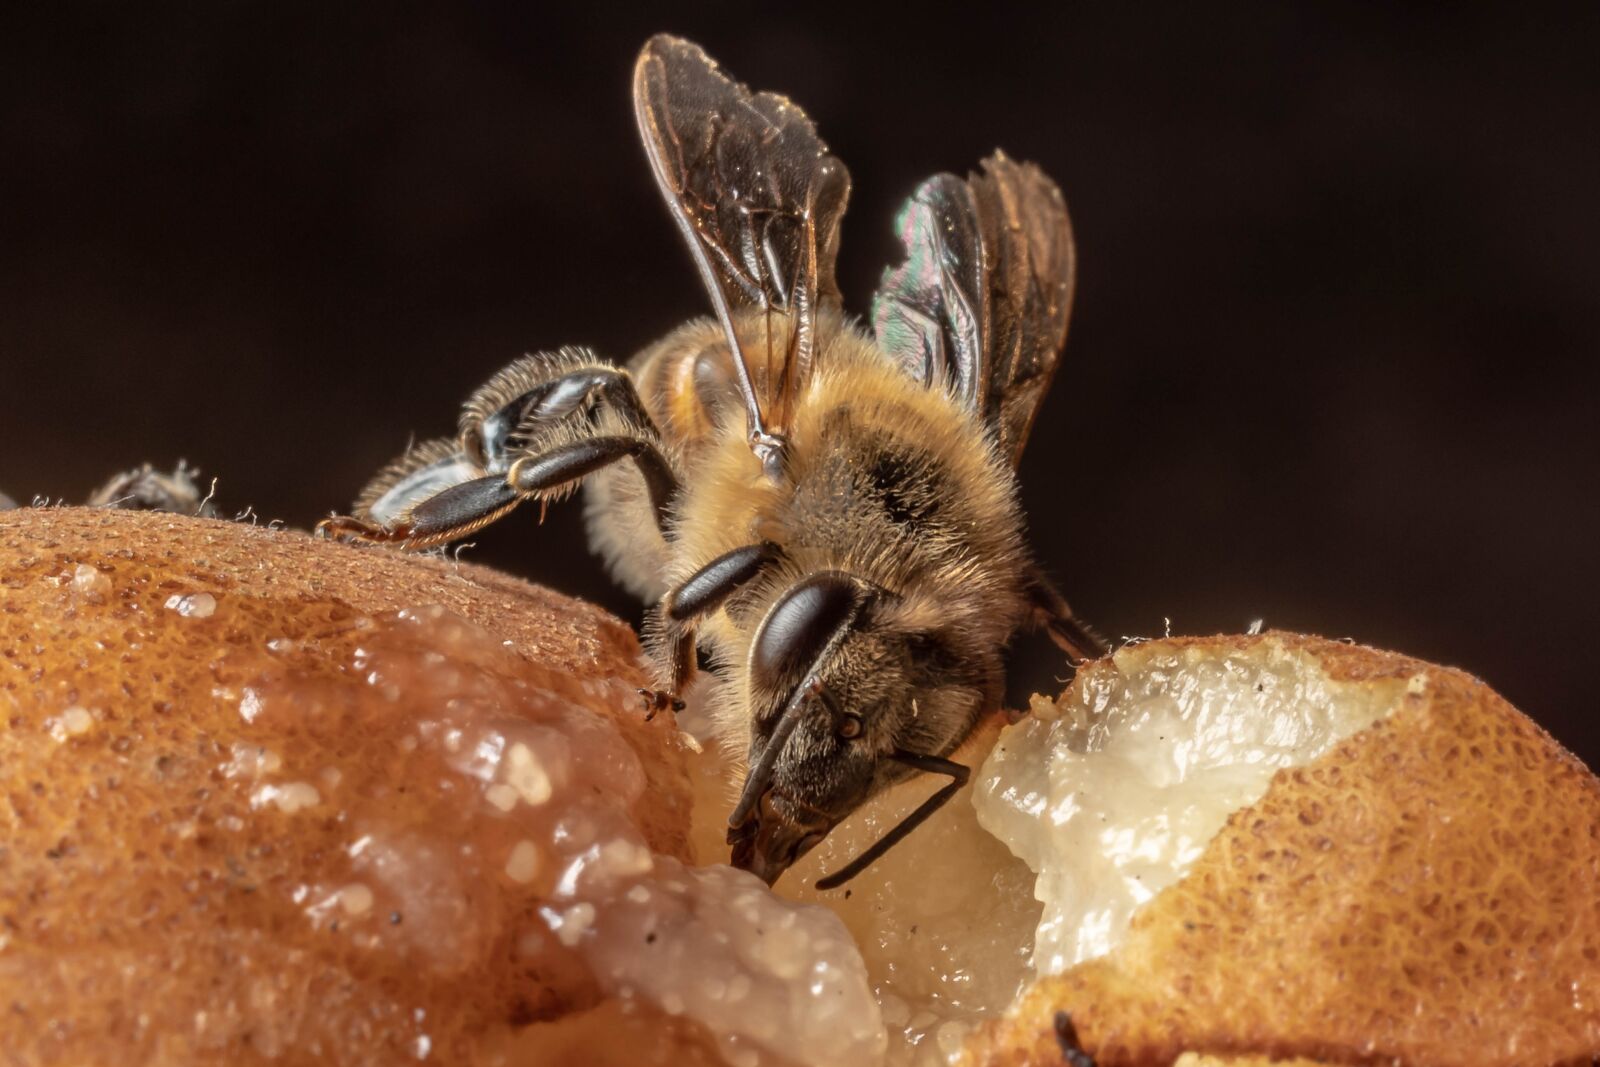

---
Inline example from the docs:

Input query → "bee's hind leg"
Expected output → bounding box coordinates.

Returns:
[319,473,522,548]
[324,422,681,550]
[318,438,494,547]
[465,355,662,476]
[508,434,677,528]
[327,432,682,551]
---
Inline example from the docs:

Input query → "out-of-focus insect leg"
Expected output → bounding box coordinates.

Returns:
[1053,1012,1096,1067]
[1027,569,1108,663]
[88,462,218,517]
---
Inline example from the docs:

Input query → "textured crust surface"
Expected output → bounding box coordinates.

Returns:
[967,634,1600,1067]
[0,507,695,1066]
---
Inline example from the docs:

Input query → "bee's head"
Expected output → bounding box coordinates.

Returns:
[727,571,990,887]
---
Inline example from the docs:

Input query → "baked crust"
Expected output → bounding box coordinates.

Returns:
[8,512,1596,1066]
[0,507,695,1065]
[966,634,1600,1067]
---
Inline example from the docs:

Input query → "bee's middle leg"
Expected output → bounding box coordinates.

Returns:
[326,353,675,547]
[1027,568,1109,663]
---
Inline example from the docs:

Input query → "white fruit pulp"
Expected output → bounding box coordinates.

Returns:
[974,638,1403,974]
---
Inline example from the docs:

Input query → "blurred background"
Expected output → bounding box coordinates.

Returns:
[2,5,1595,758]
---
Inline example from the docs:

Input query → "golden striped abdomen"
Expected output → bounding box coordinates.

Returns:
[630,317,745,466]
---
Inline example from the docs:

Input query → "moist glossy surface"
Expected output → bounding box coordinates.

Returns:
[0,511,692,1064]
[3,510,892,1067]
[969,635,1600,1067]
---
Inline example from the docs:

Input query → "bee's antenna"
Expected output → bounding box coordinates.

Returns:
[814,751,969,891]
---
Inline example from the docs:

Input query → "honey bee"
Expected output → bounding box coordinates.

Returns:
[0,462,217,515]
[320,35,1104,888]
[87,461,219,517]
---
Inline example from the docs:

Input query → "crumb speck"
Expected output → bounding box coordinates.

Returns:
[71,563,110,602]
[251,781,321,814]
[505,839,541,884]
[338,883,374,916]
[484,782,519,812]
[49,706,96,741]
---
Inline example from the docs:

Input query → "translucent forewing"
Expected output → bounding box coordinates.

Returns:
[633,34,851,444]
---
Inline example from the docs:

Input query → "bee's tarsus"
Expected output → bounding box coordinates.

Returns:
[315,514,397,544]
[1028,569,1109,663]
[636,687,684,721]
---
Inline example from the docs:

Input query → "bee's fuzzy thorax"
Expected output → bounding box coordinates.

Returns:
[593,314,1035,759]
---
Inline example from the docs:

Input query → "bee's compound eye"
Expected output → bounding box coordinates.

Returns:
[750,574,860,691]
[837,714,863,740]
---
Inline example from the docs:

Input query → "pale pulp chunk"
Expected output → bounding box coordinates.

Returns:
[556,859,886,1067]
[974,638,1403,973]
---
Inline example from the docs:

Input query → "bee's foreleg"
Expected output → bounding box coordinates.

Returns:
[666,541,785,623]
[1026,568,1109,663]
[637,627,695,720]
[644,541,786,701]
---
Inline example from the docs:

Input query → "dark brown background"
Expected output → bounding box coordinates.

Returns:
[3,5,1596,759]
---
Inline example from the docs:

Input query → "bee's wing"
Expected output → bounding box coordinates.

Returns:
[634,35,851,441]
[871,152,1074,466]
